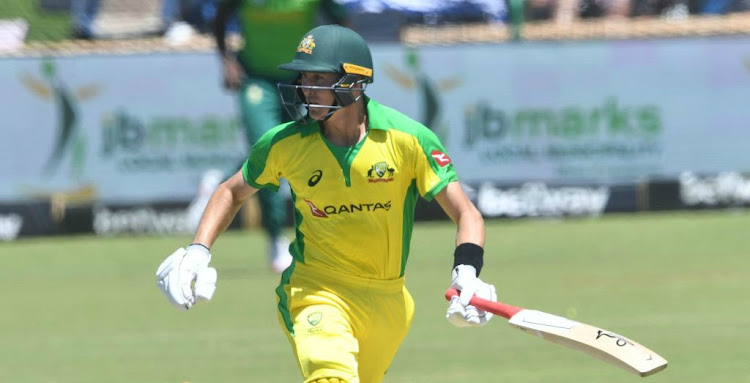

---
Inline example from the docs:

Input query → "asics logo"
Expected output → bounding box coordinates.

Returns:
[308,170,322,187]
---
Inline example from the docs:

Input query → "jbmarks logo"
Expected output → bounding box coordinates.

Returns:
[304,199,392,218]
[367,161,395,183]
[431,150,451,167]
[20,58,101,176]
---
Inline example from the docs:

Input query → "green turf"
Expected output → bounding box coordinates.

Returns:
[1,210,748,382]
[0,1,71,42]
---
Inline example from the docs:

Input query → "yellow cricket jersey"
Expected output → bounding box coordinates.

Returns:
[242,97,457,280]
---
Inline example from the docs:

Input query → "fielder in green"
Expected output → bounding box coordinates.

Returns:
[157,25,498,383]
[212,0,349,273]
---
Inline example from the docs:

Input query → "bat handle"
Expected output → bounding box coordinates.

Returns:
[445,288,522,320]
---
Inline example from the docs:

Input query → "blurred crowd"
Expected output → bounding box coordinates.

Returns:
[66,0,750,40]
[1,0,749,48]
[63,0,508,42]
[69,0,228,39]
[525,0,750,22]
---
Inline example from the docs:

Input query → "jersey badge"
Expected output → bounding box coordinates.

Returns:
[367,161,395,183]
[430,150,452,167]
[307,312,322,326]
[297,35,316,55]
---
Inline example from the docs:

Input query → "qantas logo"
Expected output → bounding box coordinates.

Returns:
[304,200,328,218]
[430,150,451,167]
[304,199,392,218]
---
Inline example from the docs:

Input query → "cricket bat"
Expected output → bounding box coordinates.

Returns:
[445,289,668,377]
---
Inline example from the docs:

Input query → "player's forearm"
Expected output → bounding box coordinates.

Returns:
[452,207,485,276]
[435,182,485,247]
[454,207,485,247]
[192,182,246,248]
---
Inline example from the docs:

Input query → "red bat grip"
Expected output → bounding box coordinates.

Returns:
[445,288,522,320]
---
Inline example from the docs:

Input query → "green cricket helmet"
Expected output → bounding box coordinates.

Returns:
[277,24,374,123]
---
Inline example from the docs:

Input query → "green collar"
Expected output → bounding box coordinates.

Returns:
[364,97,392,132]
[298,96,391,137]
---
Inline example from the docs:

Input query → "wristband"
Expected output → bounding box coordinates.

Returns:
[453,243,484,276]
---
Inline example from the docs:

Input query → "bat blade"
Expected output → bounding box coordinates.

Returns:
[508,309,668,377]
[445,289,668,377]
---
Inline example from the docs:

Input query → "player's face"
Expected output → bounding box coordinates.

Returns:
[300,72,339,119]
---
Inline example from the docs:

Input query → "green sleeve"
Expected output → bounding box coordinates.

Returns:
[242,129,281,192]
[416,127,458,201]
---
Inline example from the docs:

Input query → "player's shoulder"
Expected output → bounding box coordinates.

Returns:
[367,98,443,151]
[257,121,308,148]
[367,98,430,137]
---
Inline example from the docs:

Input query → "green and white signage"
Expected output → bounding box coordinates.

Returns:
[369,37,750,185]
[1,54,246,203]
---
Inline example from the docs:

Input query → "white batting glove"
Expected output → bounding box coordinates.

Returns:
[446,265,497,327]
[155,244,217,310]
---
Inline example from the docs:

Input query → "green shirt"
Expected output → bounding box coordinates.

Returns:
[242,98,458,280]
[224,0,347,79]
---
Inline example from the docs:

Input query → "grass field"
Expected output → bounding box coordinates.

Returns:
[1,210,748,383]
[1,1,71,42]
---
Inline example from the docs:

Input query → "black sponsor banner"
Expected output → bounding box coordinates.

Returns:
[0,201,245,239]
[0,202,52,240]
[414,182,640,221]
[93,203,190,235]
[415,198,450,222]
[646,172,750,210]
[5,173,747,240]
[473,182,639,217]
[642,180,681,211]
[0,201,91,239]
[92,202,241,235]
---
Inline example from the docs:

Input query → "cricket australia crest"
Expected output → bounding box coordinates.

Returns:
[367,161,395,183]
[306,312,323,334]
[297,35,316,54]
